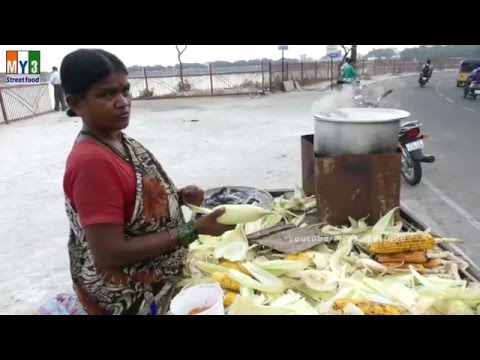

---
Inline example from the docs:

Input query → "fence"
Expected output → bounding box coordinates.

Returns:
[0,83,53,124]
[0,58,461,124]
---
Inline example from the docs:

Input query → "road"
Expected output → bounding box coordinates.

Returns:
[370,71,480,266]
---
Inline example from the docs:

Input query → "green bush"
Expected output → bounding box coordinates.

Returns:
[178,80,192,92]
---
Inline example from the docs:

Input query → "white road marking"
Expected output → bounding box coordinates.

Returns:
[438,92,444,97]
[462,106,476,112]
[422,178,480,231]
[413,75,480,232]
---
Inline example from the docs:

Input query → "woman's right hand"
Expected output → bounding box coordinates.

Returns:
[194,207,235,236]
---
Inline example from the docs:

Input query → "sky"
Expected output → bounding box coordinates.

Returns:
[0,45,419,72]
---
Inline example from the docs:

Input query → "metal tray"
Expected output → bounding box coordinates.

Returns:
[203,186,274,210]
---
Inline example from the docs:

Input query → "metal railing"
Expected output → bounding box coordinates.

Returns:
[0,83,53,124]
[0,58,461,124]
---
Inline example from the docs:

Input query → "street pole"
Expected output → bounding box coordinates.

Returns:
[278,45,288,92]
[330,56,333,91]
[326,46,339,91]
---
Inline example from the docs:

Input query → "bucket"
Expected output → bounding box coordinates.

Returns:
[170,283,225,315]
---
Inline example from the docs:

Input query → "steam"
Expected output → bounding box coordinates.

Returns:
[311,83,402,116]
[311,85,358,115]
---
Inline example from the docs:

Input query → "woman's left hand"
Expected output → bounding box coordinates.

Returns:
[180,185,204,206]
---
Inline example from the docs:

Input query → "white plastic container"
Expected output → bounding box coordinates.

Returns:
[170,283,225,315]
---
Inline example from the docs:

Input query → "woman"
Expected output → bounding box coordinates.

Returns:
[61,49,232,315]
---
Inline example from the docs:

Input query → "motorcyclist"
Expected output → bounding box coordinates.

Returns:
[337,58,351,84]
[342,59,358,84]
[340,57,350,75]
[420,60,433,82]
[464,66,480,95]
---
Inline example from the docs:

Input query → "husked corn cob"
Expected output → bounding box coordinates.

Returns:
[285,252,311,261]
[369,233,436,254]
[334,299,404,315]
[219,261,250,275]
[188,203,270,225]
[381,262,426,273]
[376,250,427,264]
[223,291,238,307]
[215,204,270,225]
[423,259,440,269]
[211,272,240,291]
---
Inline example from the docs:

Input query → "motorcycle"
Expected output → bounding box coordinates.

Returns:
[463,81,480,100]
[398,121,435,185]
[367,89,435,186]
[418,73,429,87]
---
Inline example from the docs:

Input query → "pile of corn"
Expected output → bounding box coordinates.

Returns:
[181,195,478,315]
[369,233,440,273]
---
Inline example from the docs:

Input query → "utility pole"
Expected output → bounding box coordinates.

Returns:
[326,45,340,90]
[278,45,288,92]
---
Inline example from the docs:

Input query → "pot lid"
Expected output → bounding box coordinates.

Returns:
[314,108,411,123]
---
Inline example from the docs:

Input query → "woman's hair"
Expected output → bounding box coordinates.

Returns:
[60,49,128,117]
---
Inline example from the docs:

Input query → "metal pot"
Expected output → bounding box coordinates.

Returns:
[313,108,411,157]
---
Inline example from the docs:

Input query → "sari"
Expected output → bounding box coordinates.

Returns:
[65,134,188,315]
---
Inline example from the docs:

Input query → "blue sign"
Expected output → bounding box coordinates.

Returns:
[327,51,340,59]
[278,45,288,51]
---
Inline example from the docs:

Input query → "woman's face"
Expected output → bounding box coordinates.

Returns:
[71,72,132,132]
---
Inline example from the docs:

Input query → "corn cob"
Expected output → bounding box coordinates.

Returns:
[223,291,238,307]
[423,259,440,269]
[369,233,436,254]
[211,272,240,291]
[376,250,427,264]
[215,204,271,225]
[334,299,404,315]
[219,261,250,275]
[285,252,311,261]
[381,262,426,273]
[188,204,270,225]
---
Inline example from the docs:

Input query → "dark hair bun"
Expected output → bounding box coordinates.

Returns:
[60,49,128,98]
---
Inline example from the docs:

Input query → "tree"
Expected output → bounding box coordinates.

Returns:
[351,45,357,62]
[399,45,480,60]
[337,45,352,77]
[175,45,188,83]
[365,48,396,59]
[340,45,352,65]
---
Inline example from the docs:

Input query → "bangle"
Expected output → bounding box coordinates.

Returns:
[177,221,199,246]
